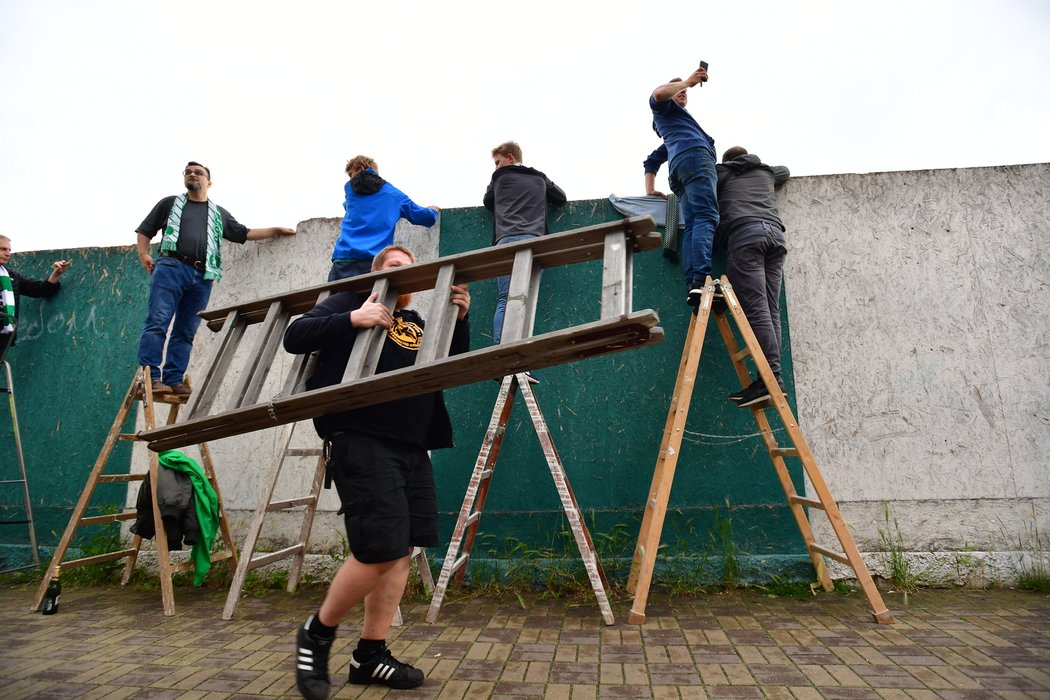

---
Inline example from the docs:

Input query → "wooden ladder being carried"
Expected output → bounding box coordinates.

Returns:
[31,367,238,615]
[220,418,433,622]
[627,277,893,625]
[426,373,615,625]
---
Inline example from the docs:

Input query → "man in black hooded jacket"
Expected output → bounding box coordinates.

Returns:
[716,147,790,407]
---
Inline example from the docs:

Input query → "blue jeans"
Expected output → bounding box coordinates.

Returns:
[727,221,787,376]
[669,147,719,285]
[328,259,373,282]
[492,233,540,344]
[137,256,213,385]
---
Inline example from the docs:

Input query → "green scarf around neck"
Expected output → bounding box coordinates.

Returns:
[160,194,224,281]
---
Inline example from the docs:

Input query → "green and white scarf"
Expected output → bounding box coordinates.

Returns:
[160,194,224,281]
[0,266,15,334]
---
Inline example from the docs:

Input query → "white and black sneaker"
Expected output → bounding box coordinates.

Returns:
[295,617,332,700]
[349,647,425,689]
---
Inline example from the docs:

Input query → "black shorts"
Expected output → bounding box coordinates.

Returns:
[328,432,438,564]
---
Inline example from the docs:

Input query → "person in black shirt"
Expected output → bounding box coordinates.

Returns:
[284,244,471,698]
[0,235,71,361]
[134,161,295,395]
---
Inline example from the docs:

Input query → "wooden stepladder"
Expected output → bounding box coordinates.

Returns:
[427,373,615,625]
[31,367,238,615]
[627,277,893,625]
[219,418,434,622]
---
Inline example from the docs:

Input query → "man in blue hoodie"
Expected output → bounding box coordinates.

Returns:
[329,156,439,281]
[644,65,718,309]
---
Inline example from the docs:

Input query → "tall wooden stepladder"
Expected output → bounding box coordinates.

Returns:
[31,367,238,615]
[426,373,615,625]
[627,277,893,625]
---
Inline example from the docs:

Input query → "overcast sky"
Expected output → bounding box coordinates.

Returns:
[2,0,1049,254]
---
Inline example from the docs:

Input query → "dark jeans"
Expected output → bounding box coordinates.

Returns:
[727,221,787,376]
[328,259,373,282]
[137,256,212,385]
[669,147,719,285]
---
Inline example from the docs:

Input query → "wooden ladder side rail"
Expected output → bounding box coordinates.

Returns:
[141,313,663,451]
[710,302,832,593]
[626,277,714,624]
[426,375,518,623]
[196,217,660,333]
[517,376,614,625]
[717,278,893,624]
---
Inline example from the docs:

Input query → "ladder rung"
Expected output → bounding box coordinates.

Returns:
[98,473,147,483]
[771,447,800,458]
[0,520,30,525]
[464,512,481,528]
[62,548,139,568]
[789,496,825,510]
[79,511,137,526]
[810,544,851,566]
[286,448,322,457]
[479,469,493,481]
[449,553,469,574]
[267,496,317,511]
[117,433,139,441]
[732,347,752,361]
[0,479,27,485]
[171,549,235,573]
[246,544,305,570]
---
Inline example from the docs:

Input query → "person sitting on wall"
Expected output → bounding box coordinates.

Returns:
[135,161,296,396]
[329,155,440,282]
[0,234,71,361]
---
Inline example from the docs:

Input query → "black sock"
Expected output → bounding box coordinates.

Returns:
[354,638,386,662]
[307,612,337,640]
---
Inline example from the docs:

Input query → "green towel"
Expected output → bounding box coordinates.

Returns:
[158,450,219,585]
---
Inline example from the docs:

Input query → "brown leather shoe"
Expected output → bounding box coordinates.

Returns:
[169,382,192,396]
[151,379,172,394]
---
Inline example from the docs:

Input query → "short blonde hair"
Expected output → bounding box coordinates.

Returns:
[491,141,522,163]
[346,155,378,177]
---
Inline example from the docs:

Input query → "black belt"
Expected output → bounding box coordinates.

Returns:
[163,251,205,271]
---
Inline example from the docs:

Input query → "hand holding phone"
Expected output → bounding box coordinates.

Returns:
[698,61,709,87]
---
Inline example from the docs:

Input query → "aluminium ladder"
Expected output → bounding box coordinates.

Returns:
[627,277,893,625]
[31,368,238,615]
[0,337,40,573]
[426,373,615,625]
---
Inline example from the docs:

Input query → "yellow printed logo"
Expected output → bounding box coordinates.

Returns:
[389,315,423,350]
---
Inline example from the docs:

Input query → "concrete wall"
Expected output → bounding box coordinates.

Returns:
[780,164,1049,583]
[4,163,1047,585]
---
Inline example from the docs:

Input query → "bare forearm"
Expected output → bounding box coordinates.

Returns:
[247,226,296,240]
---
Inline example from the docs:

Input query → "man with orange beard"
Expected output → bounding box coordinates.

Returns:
[283,244,470,699]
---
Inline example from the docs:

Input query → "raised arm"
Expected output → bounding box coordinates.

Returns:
[247,226,296,240]
[652,66,707,102]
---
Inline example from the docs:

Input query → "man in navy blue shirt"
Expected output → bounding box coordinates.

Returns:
[644,65,719,308]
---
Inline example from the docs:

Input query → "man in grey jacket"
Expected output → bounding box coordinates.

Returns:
[483,141,565,366]
[716,147,790,407]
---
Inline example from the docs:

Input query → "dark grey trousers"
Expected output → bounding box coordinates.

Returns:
[727,221,787,376]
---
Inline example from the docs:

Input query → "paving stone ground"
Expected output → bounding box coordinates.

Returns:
[0,583,1047,699]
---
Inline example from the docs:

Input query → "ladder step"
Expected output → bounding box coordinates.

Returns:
[479,469,493,481]
[0,520,30,525]
[267,496,317,511]
[171,549,235,573]
[97,473,147,484]
[246,544,306,570]
[464,511,481,528]
[771,447,800,458]
[810,544,851,566]
[285,448,322,457]
[62,548,139,568]
[733,347,752,361]
[0,479,27,485]
[449,553,469,574]
[789,496,825,510]
[79,511,137,526]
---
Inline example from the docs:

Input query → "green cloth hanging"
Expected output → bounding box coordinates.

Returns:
[157,450,219,585]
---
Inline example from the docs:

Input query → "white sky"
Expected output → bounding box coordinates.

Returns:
[2,0,1049,253]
